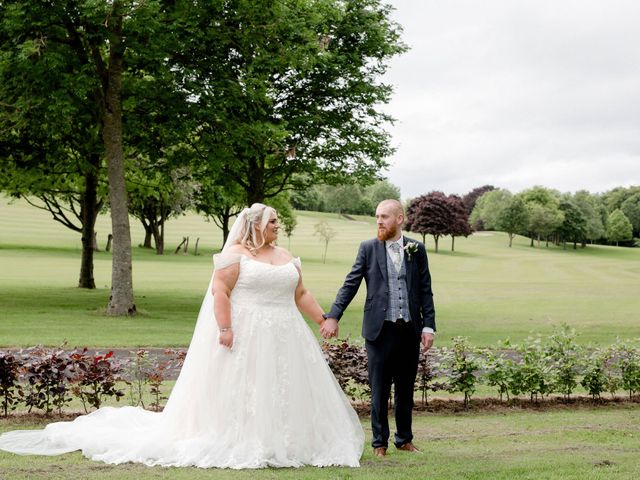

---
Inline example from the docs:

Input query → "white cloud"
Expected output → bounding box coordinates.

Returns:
[382,0,640,198]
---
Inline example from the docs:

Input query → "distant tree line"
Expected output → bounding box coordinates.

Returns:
[469,185,639,248]
[402,184,639,252]
[291,179,401,216]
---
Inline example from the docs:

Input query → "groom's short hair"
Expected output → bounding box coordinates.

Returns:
[378,199,404,217]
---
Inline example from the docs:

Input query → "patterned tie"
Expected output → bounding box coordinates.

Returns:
[389,242,402,271]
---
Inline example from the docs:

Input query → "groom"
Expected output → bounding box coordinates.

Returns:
[321,199,435,457]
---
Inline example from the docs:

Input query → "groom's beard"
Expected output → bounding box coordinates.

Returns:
[377,224,399,241]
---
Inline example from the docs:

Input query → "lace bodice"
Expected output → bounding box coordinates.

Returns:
[231,256,300,308]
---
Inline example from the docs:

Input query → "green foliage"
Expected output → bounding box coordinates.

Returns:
[580,347,609,400]
[439,337,481,407]
[510,336,551,402]
[544,325,582,399]
[496,196,528,247]
[180,0,406,204]
[606,209,633,245]
[620,193,640,236]
[291,180,400,215]
[521,187,564,246]
[469,189,512,230]
[609,339,640,399]
[572,190,606,242]
[481,341,516,401]
[556,201,587,249]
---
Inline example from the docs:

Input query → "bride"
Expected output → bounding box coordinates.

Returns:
[0,203,364,468]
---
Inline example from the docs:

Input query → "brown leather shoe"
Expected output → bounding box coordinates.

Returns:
[373,447,387,457]
[396,442,422,453]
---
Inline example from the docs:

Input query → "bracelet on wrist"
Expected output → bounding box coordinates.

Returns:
[219,326,232,332]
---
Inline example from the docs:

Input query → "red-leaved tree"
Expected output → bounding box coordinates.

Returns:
[405,192,472,252]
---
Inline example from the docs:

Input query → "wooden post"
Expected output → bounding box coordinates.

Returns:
[194,237,200,256]
[175,237,187,254]
[106,234,113,252]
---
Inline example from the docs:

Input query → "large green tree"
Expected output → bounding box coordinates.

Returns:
[556,200,587,249]
[572,190,605,245]
[606,209,633,246]
[469,189,512,231]
[0,1,107,289]
[496,196,529,247]
[179,0,406,206]
[0,0,177,314]
[620,193,640,237]
[521,186,564,247]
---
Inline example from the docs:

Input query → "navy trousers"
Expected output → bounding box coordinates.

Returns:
[365,320,420,448]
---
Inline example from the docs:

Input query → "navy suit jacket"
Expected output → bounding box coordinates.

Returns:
[327,236,436,341]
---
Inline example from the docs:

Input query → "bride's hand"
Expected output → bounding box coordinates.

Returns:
[219,330,233,349]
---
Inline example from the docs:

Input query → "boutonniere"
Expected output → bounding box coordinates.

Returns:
[403,242,418,260]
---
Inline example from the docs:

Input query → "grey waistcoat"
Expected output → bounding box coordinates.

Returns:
[385,250,411,323]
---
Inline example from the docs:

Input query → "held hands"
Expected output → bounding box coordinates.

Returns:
[320,318,339,339]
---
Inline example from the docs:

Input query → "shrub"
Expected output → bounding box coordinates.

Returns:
[21,347,75,415]
[322,339,370,402]
[580,347,608,400]
[481,341,516,402]
[510,336,551,402]
[70,348,125,413]
[610,340,640,400]
[415,350,447,405]
[123,349,154,408]
[440,337,481,408]
[545,325,582,400]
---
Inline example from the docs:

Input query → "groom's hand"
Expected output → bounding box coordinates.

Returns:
[421,332,434,351]
[320,318,339,339]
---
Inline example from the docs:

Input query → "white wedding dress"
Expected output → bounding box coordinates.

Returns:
[0,254,364,468]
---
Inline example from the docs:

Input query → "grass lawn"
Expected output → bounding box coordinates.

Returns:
[1,406,639,479]
[1,196,640,348]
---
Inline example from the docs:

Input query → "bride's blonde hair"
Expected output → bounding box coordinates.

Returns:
[234,203,277,254]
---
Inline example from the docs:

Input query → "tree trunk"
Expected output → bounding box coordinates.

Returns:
[508,233,514,247]
[152,220,164,255]
[104,5,136,316]
[530,236,534,247]
[141,220,153,248]
[246,165,265,206]
[433,235,439,253]
[78,163,100,289]
[222,211,231,246]
[451,235,455,252]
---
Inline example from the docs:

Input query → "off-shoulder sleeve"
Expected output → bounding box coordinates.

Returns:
[213,252,242,271]
[291,257,301,270]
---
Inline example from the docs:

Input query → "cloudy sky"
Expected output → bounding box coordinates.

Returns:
[382,0,640,199]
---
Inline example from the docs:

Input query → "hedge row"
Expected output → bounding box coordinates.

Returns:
[323,326,640,407]
[0,347,184,416]
[1,326,639,416]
